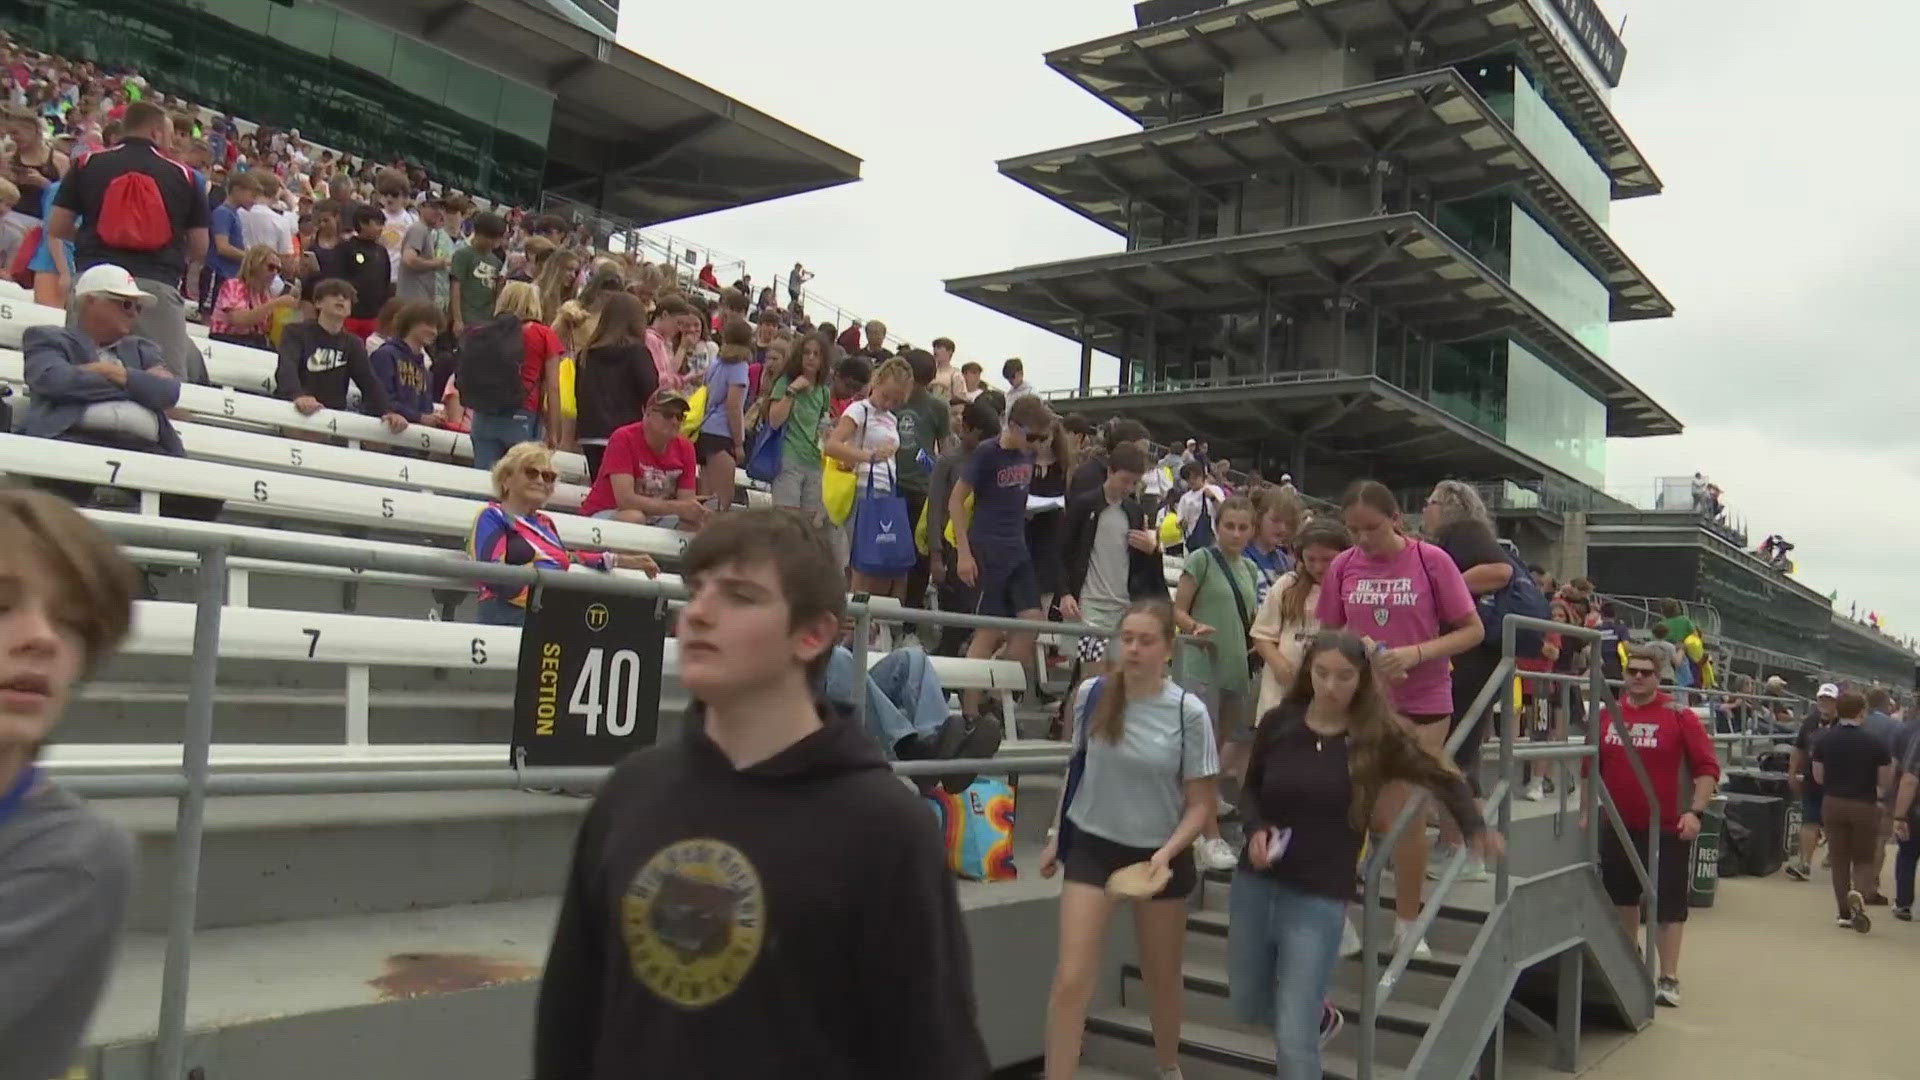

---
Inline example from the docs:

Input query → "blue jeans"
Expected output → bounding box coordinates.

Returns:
[471,410,536,471]
[819,644,949,758]
[477,596,525,626]
[1228,869,1347,1079]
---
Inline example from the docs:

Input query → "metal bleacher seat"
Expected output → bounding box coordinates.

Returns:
[46,598,1032,757]
[0,432,684,559]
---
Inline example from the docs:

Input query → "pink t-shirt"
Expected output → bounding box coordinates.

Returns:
[1315,538,1477,716]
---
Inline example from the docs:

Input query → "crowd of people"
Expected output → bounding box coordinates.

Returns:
[15,34,1920,1080]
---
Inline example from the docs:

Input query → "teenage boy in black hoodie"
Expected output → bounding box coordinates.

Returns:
[274,278,403,430]
[534,507,989,1080]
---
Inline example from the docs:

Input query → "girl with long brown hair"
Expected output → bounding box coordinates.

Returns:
[1250,518,1351,717]
[1230,632,1499,1078]
[1315,480,1484,956]
[1041,599,1217,1080]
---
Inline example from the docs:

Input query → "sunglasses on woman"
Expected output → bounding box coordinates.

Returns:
[521,467,558,484]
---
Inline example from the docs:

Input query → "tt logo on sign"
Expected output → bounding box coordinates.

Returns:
[585,603,611,632]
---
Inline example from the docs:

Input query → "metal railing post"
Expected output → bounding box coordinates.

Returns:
[152,545,227,1080]
[850,606,870,733]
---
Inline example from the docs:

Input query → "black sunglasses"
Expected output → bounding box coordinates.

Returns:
[1625,667,1659,677]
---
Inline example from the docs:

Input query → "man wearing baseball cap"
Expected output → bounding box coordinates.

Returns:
[576,388,709,531]
[1787,683,1841,881]
[16,265,222,518]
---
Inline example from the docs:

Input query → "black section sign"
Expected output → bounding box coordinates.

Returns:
[512,588,670,767]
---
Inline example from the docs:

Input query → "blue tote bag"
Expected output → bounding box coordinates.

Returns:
[744,419,783,483]
[848,453,917,576]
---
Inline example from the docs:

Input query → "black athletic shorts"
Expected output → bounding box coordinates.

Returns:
[694,431,737,464]
[1062,827,1197,901]
[1599,826,1691,924]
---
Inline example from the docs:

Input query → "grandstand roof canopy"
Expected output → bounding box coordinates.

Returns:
[330,0,860,224]
[1044,0,1658,198]
[1038,372,1601,486]
[946,212,1680,437]
[999,69,1670,322]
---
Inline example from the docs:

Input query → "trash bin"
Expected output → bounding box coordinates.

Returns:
[1689,795,1728,907]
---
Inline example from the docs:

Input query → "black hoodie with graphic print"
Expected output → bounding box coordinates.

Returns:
[533,710,989,1080]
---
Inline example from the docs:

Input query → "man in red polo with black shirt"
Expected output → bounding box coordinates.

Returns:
[48,100,209,384]
[1595,643,1719,1010]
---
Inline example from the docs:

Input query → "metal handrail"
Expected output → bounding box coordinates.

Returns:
[1356,613,1666,1079]
[80,516,1158,1080]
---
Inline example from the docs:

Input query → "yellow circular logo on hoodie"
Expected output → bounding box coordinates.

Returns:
[621,838,765,1008]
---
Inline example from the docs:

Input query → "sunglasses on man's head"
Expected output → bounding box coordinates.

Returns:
[1625,666,1659,678]
[521,466,558,484]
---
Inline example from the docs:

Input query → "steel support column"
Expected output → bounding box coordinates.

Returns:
[1077,319,1093,392]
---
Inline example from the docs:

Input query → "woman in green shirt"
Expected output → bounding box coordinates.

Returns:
[1173,494,1260,872]
[766,332,833,522]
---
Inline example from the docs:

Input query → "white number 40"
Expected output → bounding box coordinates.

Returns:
[568,647,645,736]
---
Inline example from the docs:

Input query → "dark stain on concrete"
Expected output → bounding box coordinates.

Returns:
[370,952,540,1000]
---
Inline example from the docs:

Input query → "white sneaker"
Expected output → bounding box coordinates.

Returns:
[1427,844,1457,879]
[1393,920,1433,960]
[1457,856,1492,883]
[1197,837,1237,872]
[1522,778,1547,801]
[1340,917,1362,957]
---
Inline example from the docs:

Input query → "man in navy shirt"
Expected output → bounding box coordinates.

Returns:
[949,394,1054,717]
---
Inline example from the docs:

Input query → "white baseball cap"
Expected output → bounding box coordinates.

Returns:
[73,265,155,308]
[1817,683,1840,699]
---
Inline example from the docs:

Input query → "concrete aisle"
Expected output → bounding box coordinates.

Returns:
[1514,862,1914,1079]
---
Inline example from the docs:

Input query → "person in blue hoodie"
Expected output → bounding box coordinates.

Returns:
[364,299,441,426]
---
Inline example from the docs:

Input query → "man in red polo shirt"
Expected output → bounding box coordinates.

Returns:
[1594,644,1719,1009]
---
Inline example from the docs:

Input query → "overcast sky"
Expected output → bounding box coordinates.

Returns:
[619,0,1920,636]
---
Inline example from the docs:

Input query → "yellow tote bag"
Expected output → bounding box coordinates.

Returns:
[1157,509,1184,548]
[941,493,974,547]
[824,459,856,526]
[680,384,709,437]
[558,357,577,419]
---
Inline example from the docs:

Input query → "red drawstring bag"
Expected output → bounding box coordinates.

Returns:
[97,172,175,252]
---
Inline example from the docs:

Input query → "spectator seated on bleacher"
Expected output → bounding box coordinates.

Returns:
[274,277,403,432]
[206,243,296,352]
[577,387,707,531]
[467,441,657,626]
[818,643,1002,788]
[18,265,217,519]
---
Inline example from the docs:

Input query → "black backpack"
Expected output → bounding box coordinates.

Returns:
[457,316,526,414]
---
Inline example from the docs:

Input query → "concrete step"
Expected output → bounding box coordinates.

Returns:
[98,791,586,931]
[1082,1003,1410,1080]
[87,897,554,1080]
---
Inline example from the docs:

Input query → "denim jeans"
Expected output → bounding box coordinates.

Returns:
[477,596,525,626]
[471,410,536,471]
[1894,831,1920,909]
[1227,869,1347,1079]
[819,644,949,758]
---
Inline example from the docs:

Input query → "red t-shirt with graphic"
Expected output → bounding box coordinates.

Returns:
[579,421,696,516]
[1597,692,1720,834]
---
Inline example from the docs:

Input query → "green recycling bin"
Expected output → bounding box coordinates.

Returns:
[1689,795,1728,908]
